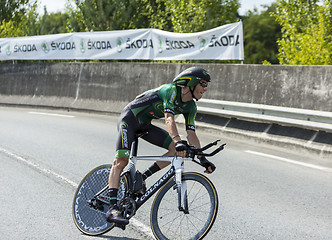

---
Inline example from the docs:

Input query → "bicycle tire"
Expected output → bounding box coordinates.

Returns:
[150,172,218,240]
[72,164,115,236]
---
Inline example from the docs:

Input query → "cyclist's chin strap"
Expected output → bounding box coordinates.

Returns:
[190,86,198,101]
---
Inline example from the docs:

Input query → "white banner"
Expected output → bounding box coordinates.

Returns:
[0,22,243,61]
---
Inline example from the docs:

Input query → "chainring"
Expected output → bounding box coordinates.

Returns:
[119,197,136,219]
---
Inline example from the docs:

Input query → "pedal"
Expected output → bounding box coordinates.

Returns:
[115,223,126,231]
[88,199,104,211]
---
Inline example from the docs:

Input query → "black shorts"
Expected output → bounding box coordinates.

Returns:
[115,107,172,158]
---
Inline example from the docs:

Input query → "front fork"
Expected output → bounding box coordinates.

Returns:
[174,159,189,214]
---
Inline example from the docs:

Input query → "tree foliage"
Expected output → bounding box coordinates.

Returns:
[242,4,281,64]
[272,0,332,65]
[165,0,240,33]
[67,0,137,31]
[67,0,240,32]
[0,0,39,38]
[39,7,70,34]
[0,0,30,22]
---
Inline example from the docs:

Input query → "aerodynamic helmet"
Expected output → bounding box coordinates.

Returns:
[173,67,210,87]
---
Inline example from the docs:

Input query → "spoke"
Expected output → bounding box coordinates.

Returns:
[187,211,207,223]
[163,211,183,236]
[153,175,217,240]
[187,182,206,206]
[188,200,209,209]
[184,214,200,232]
[157,207,179,219]
[159,209,183,227]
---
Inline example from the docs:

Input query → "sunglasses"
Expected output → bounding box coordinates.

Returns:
[199,80,208,88]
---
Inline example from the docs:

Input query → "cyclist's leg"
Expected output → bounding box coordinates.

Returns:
[156,141,175,169]
[109,109,139,188]
[107,110,137,225]
[141,124,174,178]
[109,121,133,189]
[108,156,129,188]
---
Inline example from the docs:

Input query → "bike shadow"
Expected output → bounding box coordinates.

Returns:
[81,234,142,240]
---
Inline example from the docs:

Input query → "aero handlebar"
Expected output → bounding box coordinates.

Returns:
[186,140,226,159]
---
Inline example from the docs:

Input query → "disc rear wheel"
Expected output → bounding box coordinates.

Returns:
[72,165,114,236]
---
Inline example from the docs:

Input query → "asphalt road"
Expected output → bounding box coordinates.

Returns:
[0,107,331,240]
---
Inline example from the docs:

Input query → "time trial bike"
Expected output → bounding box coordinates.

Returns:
[72,132,225,240]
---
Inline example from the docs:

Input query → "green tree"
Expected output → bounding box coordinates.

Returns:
[134,0,172,30]
[0,0,30,22]
[0,20,24,37]
[164,0,240,32]
[243,4,281,64]
[67,0,141,31]
[272,0,332,65]
[39,7,70,34]
[0,0,39,37]
[67,0,240,32]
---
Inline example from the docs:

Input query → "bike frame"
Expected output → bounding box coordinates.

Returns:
[90,139,189,214]
[125,135,190,212]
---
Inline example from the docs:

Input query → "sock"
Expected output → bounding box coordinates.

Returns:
[109,188,118,207]
[142,162,161,180]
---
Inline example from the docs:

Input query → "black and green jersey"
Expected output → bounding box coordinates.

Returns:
[128,83,197,131]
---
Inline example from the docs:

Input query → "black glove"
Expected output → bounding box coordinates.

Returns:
[175,141,188,152]
[199,156,216,173]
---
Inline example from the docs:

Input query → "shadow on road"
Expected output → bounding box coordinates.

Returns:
[80,233,145,240]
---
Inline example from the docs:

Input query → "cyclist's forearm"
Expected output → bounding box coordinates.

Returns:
[164,113,181,142]
[187,130,201,148]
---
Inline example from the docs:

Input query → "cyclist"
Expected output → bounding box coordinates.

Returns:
[106,66,216,225]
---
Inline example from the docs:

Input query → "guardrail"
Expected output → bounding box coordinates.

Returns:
[196,99,332,133]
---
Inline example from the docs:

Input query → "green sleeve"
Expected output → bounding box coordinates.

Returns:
[158,84,177,115]
[183,102,197,131]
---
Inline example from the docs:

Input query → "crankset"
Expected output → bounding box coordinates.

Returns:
[88,198,104,211]
[119,197,137,219]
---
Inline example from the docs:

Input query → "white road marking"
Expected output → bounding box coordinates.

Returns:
[245,150,331,172]
[0,146,154,239]
[28,111,75,118]
[0,146,78,187]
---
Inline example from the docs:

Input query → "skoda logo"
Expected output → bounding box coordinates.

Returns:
[80,39,85,53]
[42,42,49,53]
[6,45,11,55]
[117,37,123,52]
[198,36,207,52]
[158,37,163,53]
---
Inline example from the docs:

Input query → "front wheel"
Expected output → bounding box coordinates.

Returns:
[150,172,218,240]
